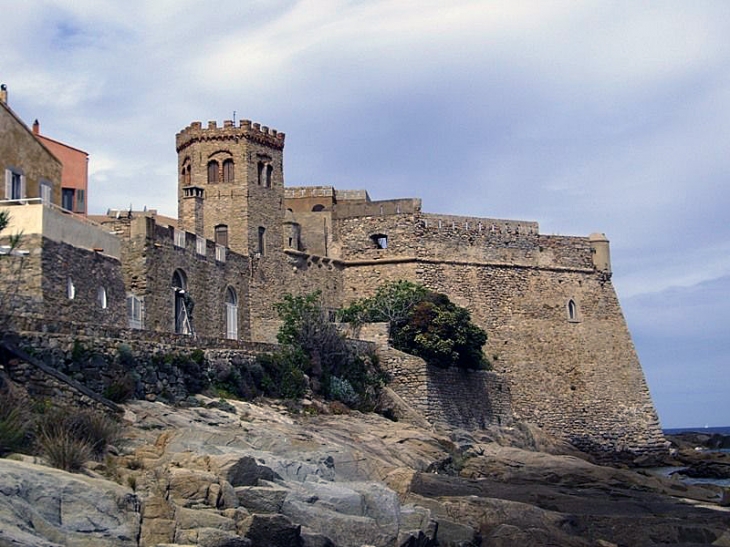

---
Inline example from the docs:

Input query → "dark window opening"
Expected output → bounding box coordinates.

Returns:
[312,204,325,212]
[222,159,234,183]
[257,226,266,255]
[568,299,578,321]
[257,162,264,185]
[207,160,219,184]
[371,233,388,249]
[62,188,75,211]
[265,164,273,187]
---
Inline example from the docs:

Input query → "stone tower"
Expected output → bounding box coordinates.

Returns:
[175,119,286,257]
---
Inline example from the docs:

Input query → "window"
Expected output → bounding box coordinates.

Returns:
[127,294,143,329]
[567,299,579,322]
[5,169,25,200]
[257,161,264,185]
[196,236,206,256]
[182,157,191,185]
[215,244,227,263]
[67,277,75,299]
[172,269,191,335]
[222,159,234,183]
[75,189,85,213]
[312,204,325,212]
[62,188,74,211]
[225,286,238,340]
[173,228,186,248]
[97,287,107,309]
[214,224,228,247]
[257,226,266,255]
[371,233,388,249]
[39,181,52,205]
[265,164,273,187]
[207,160,219,184]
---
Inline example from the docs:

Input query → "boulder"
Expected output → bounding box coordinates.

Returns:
[0,459,140,547]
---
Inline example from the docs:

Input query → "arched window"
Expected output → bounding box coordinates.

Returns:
[225,286,238,340]
[222,159,234,183]
[312,204,325,212]
[265,164,273,187]
[67,277,75,300]
[97,287,107,309]
[181,157,191,185]
[567,299,579,322]
[214,224,228,247]
[172,269,191,334]
[207,160,219,184]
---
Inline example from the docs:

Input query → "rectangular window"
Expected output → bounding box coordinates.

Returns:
[196,236,206,256]
[62,188,74,211]
[126,294,144,329]
[215,244,227,263]
[75,189,85,213]
[173,228,186,248]
[39,181,52,205]
[4,169,25,200]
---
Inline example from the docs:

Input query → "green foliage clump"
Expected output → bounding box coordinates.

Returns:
[254,291,387,408]
[341,281,489,370]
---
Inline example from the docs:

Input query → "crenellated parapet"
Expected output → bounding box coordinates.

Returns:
[176,119,286,152]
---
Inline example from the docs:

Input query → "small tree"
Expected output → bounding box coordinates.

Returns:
[266,291,387,407]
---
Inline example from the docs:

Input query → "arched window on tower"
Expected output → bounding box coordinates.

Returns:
[225,286,238,340]
[222,159,234,183]
[181,157,192,186]
[257,161,264,185]
[207,160,219,184]
[312,204,325,212]
[567,299,579,322]
[265,164,273,188]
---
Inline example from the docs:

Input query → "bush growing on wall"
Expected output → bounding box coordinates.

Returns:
[340,281,489,370]
[256,291,387,408]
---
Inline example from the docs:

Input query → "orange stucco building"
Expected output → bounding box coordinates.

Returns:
[33,120,88,215]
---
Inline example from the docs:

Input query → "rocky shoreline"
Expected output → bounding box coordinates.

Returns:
[1,397,729,547]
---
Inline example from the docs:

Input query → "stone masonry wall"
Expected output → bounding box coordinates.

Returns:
[127,220,251,340]
[8,321,276,402]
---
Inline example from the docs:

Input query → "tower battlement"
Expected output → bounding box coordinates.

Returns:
[176,119,285,152]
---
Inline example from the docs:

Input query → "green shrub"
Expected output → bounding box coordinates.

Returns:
[103,372,137,403]
[329,376,359,407]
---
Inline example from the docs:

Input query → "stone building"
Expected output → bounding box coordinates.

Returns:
[0,108,667,458]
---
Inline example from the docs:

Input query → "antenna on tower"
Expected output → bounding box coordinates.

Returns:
[233,110,236,125]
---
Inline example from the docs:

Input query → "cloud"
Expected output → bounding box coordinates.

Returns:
[3,0,729,427]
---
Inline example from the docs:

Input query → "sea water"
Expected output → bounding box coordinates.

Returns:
[656,426,730,488]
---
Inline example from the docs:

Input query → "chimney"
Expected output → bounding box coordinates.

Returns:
[33,119,40,135]
[0,84,7,105]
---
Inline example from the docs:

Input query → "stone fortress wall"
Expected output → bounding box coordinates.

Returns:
[0,114,667,458]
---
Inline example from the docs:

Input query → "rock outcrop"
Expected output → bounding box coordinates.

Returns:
[1,397,728,547]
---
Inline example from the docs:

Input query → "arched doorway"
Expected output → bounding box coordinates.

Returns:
[172,269,191,334]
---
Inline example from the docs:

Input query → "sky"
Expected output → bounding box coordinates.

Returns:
[1,0,728,428]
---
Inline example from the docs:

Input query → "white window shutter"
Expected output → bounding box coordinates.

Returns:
[4,170,10,199]
[20,175,26,200]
